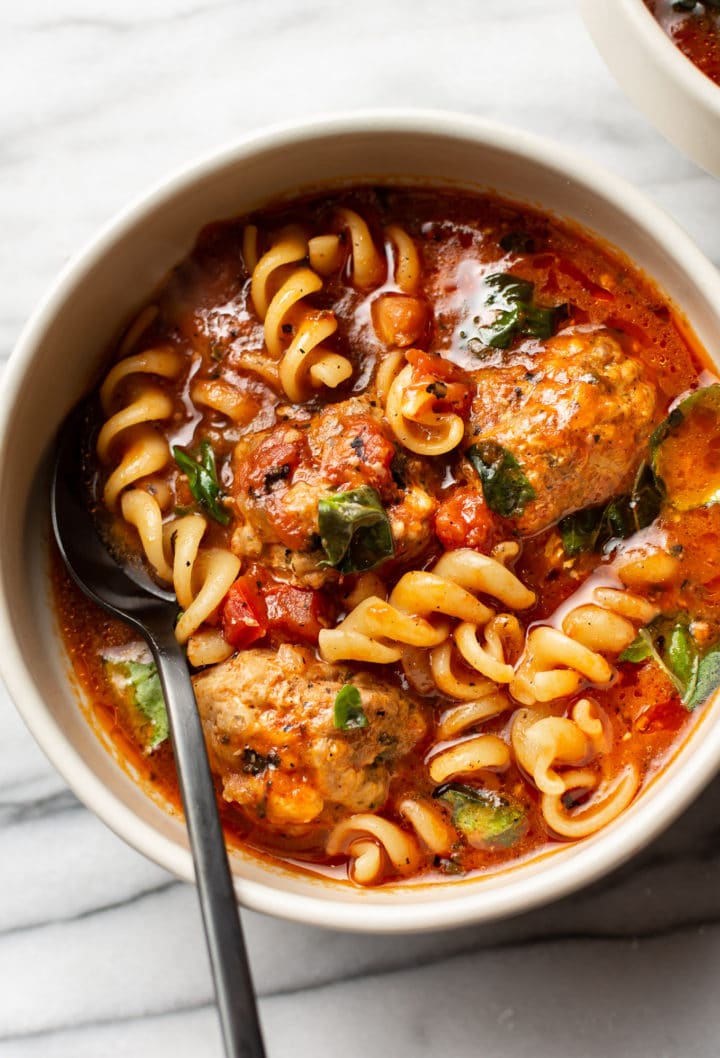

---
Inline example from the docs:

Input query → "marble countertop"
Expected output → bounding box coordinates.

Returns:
[2,1,720,1055]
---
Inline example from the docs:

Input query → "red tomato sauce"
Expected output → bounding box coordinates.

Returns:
[51,187,716,885]
[645,0,720,86]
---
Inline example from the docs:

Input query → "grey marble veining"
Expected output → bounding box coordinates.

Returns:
[2,1,720,1055]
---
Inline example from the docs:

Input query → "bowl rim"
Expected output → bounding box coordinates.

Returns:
[578,0,720,176]
[630,0,720,115]
[3,107,720,933]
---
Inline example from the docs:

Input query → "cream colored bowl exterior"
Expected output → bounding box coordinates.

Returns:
[2,111,720,933]
[580,0,720,177]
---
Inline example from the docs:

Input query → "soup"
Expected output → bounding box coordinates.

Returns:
[644,0,720,86]
[52,186,720,887]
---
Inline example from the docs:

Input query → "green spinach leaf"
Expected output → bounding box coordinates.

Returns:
[173,440,230,526]
[465,272,568,351]
[619,615,720,711]
[104,655,168,751]
[466,441,536,518]
[318,486,394,574]
[434,783,527,849]
[686,647,720,710]
[559,462,663,556]
[333,684,369,731]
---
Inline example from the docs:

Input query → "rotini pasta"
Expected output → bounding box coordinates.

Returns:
[97,347,185,509]
[248,226,354,400]
[511,582,659,706]
[335,208,386,289]
[56,186,714,891]
[326,813,421,885]
[385,224,421,293]
[318,548,535,685]
[386,361,465,455]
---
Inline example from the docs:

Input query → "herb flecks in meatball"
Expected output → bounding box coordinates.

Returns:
[467,332,657,534]
[193,645,427,826]
[231,397,439,584]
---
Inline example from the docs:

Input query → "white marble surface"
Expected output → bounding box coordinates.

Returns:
[2,1,720,1055]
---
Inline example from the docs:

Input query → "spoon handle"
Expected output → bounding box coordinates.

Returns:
[148,625,266,1058]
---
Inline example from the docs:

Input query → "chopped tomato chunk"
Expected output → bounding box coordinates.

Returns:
[264,582,330,643]
[222,568,331,650]
[405,350,473,417]
[434,487,499,552]
[236,431,307,495]
[221,576,268,649]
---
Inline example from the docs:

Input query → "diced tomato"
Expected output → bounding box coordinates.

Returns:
[434,488,499,552]
[236,432,307,495]
[405,348,465,382]
[264,582,330,644]
[222,567,331,650]
[404,349,473,417]
[221,576,268,649]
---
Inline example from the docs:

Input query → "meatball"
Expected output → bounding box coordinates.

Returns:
[230,397,438,585]
[193,644,427,826]
[467,331,657,534]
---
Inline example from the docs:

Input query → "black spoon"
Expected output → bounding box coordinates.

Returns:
[51,402,267,1058]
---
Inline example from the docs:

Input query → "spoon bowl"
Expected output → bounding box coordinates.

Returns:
[51,401,267,1058]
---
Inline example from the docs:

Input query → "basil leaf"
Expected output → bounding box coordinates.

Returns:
[434,783,527,849]
[668,624,698,692]
[126,661,168,746]
[333,684,368,730]
[619,630,654,664]
[559,462,662,556]
[318,485,394,574]
[173,440,230,526]
[466,441,536,518]
[559,504,606,556]
[619,615,720,710]
[104,655,168,751]
[484,272,535,305]
[466,272,568,351]
[685,647,720,711]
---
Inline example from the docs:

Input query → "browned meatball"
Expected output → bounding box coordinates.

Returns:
[467,331,657,534]
[230,397,438,585]
[193,644,427,826]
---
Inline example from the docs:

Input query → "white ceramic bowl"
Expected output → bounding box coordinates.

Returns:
[579,0,720,177]
[2,110,720,933]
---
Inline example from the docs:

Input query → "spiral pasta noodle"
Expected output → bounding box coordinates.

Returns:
[114,485,239,659]
[397,798,456,856]
[385,224,421,293]
[335,208,386,289]
[97,347,185,510]
[541,764,640,839]
[511,584,658,706]
[190,378,258,426]
[248,226,353,401]
[326,813,421,885]
[320,549,533,709]
[427,733,511,784]
[385,360,465,456]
